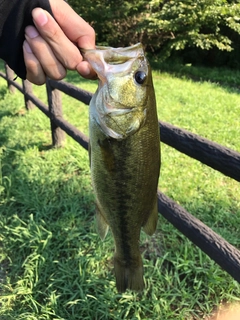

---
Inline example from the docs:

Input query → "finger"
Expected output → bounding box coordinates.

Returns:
[25,25,66,80]
[32,8,83,70]
[48,0,95,49]
[76,61,98,80]
[23,40,46,85]
[32,2,96,78]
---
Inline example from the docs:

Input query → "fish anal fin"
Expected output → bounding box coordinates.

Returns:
[143,197,158,236]
[95,204,109,240]
[114,255,144,293]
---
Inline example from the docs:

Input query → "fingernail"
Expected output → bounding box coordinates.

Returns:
[23,40,33,54]
[25,26,39,39]
[32,8,48,27]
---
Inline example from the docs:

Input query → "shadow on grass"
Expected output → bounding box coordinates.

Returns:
[0,86,8,99]
[1,161,240,318]
[1,131,240,319]
[0,110,13,123]
[0,140,107,319]
[150,58,240,95]
[0,113,122,318]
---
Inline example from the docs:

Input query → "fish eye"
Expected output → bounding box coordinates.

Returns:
[134,71,147,85]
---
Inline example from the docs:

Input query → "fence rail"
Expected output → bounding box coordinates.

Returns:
[0,66,240,284]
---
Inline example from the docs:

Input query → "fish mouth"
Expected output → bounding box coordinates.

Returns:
[99,44,145,66]
[81,43,144,62]
[81,43,146,81]
[86,43,148,139]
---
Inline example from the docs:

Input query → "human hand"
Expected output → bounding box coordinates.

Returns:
[23,0,96,85]
[209,303,240,320]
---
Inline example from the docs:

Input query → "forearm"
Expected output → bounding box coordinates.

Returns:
[0,0,53,79]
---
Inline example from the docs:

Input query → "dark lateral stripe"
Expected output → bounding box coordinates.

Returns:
[114,140,132,263]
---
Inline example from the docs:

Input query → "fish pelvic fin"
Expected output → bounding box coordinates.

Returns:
[114,255,144,293]
[95,203,109,240]
[143,196,158,236]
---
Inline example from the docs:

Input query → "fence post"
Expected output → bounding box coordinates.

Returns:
[4,64,15,93]
[46,78,65,147]
[22,80,34,110]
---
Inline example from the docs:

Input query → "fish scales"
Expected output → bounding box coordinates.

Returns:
[83,43,160,292]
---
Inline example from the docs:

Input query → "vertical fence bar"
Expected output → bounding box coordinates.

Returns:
[4,64,15,93]
[46,78,65,147]
[22,80,34,110]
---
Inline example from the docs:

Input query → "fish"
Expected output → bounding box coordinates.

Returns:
[83,43,160,292]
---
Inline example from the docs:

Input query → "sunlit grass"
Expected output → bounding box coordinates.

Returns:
[0,61,240,319]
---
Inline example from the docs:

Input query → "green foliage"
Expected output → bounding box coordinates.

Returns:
[68,0,148,46]
[146,0,240,59]
[68,0,240,66]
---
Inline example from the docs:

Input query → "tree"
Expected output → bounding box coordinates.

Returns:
[68,0,240,66]
[146,0,240,59]
[68,0,148,46]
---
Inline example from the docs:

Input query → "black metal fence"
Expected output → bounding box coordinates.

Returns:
[1,64,240,284]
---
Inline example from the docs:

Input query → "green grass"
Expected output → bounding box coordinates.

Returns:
[151,58,240,89]
[0,60,240,319]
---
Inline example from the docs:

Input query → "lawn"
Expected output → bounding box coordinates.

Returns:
[0,60,240,319]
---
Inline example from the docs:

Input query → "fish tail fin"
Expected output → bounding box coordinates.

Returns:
[143,196,158,236]
[114,254,144,293]
[95,203,109,240]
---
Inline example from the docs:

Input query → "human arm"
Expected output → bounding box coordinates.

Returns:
[0,0,96,84]
[24,0,96,84]
[0,0,53,79]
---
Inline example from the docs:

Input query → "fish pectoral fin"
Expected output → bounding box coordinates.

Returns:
[142,197,158,236]
[95,203,109,240]
[126,109,146,135]
[114,255,144,293]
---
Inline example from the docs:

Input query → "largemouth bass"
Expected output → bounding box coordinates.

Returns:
[83,43,160,292]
